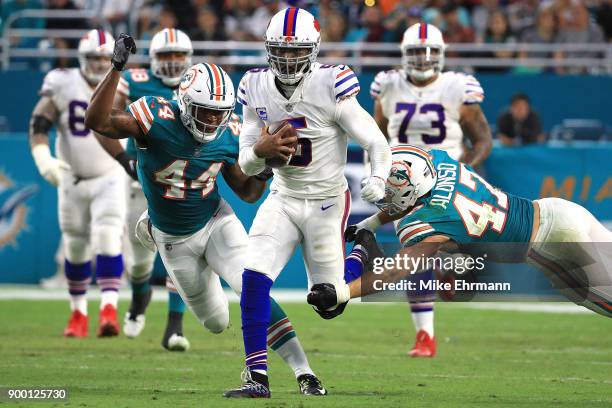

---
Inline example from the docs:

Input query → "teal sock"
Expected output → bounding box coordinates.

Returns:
[132,280,151,295]
[168,291,186,313]
[268,298,297,350]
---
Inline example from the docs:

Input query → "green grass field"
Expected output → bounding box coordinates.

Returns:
[1,300,610,407]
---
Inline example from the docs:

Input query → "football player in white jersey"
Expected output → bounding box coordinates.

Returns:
[224,7,391,398]
[29,29,126,338]
[364,23,493,357]
[95,28,194,351]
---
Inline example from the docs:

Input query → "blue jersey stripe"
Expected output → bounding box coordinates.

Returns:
[334,73,357,88]
[336,83,360,98]
[237,96,248,105]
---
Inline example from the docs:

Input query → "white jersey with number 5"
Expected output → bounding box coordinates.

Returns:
[40,68,119,178]
[238,62,361,199]
[370,70,484,160]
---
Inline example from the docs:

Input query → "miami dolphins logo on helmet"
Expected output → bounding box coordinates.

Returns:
[388,160,413,188]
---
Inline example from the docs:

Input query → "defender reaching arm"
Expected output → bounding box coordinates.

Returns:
[85,34,141,140]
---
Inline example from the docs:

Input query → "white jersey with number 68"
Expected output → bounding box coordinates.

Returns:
[370,70,484,160]
[40,68,119,178]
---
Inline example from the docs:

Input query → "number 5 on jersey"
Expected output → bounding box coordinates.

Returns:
[155,160,222,199]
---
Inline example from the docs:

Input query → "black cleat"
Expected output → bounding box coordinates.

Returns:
[224,369,270,398]
[297,374,327,396]
[161,311,189,351]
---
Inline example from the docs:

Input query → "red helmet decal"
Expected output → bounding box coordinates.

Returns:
[313,19,320,33]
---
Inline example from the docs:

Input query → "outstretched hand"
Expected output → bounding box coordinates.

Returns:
[112,34,137,71]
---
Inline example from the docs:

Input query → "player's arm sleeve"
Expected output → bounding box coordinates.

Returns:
[335,97,391,180]
[396,219,439,246]
[39,69,65,104]
[333,65,361,101]
[127,96,155,137]
[459,74,485,105]
[238,106,266,176]
[369,70,387,100]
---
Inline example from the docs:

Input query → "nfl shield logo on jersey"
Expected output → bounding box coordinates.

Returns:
[256,107,268,121]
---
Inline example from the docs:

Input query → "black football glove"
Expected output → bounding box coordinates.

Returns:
[344,224,358,242]
[114,151,138,181]
[112,34,136,71]
[254,166,274,181]
[307,283,348,319]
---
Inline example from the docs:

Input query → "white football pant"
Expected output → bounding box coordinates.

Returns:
[58,168,126,263]
[245,190,351,288]
[528,197,612,317]
[146,199,246,334]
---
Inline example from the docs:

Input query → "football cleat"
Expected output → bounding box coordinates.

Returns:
[63,310,88,338]
[408,329,436,358]
[123,312,145,338]
[161,311,189,351]
[297,374,327,396]
[223,369,270,398]
[97,304,119,337]
[164,333,190,352]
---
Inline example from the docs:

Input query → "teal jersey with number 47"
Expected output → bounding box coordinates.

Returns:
[395,148,534,246]
[118,69,176,157]
[127,95,242,236]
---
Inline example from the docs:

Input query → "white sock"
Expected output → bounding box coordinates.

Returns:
[251,369,267,376]
[70,295,87,315]
[100,290,118,309]
[411,310,434,337]
[275,337,314,378]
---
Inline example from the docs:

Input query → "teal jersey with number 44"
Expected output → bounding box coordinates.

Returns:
[395,148,534,246]
[118,69,176,157]
[127,95,242,236]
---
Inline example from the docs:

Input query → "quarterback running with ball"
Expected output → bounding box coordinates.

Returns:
[367,23,492,357]
[224,7,391,398]
[86,34,328,396]
[95,28,194,351]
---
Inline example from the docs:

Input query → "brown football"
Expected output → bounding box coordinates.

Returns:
[265,121,298,168]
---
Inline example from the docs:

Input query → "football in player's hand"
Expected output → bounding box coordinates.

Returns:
[265,122,298,168]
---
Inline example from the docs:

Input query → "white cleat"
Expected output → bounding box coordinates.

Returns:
[166,333,190,352]
[123,313,145,338]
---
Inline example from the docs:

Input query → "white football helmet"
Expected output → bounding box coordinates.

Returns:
[400,23,446,81]
[149,28,193,87]
[177,63,235,143]
[376,145,437,216]
[78,29,114,85]
[264,7,321,84]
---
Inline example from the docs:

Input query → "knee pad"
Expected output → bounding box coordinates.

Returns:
[63,234,90,264]
[129,262,153,284]
[202,307,230,334]
[93,225,123,256]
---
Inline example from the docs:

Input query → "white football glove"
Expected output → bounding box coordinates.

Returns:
[360,176,386,203]
[31,144,71,187]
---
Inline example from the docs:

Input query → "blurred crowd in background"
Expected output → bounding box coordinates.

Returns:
[2,0,611,73]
